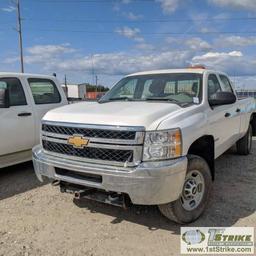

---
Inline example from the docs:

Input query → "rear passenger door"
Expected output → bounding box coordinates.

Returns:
[218,74,241,141]
[0,77,35,156]
[206,74,239,158]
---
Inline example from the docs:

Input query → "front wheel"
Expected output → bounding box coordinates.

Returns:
[158,155,212,224]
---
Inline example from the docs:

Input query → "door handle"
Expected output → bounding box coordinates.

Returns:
[18,112,32,117]
[225,112,231,117]
[236,108,241,113]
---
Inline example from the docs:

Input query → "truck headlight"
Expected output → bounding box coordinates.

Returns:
[143,129,182,161]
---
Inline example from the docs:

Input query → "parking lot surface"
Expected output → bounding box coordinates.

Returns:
[0,143,255,256]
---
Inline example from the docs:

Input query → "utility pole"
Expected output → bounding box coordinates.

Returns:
[95,75,98,93]
[16,0,24,73]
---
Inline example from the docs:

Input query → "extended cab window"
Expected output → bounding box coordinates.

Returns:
[28,78,61,105]
[208,74,222,100]
[0,78,27,106]
[219,75,233,93]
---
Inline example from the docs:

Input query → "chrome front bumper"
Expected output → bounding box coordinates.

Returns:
[32,145,188,205]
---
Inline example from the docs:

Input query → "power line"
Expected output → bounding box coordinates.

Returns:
[23,28,256,35]
[0,22,14,25]
[24,17,256,24]
[0,27,13,30]
[4,27,256,36]
[24,0,155,2]
[2,24,256,36]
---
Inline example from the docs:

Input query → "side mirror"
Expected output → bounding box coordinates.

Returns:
[209,91,236,107]
[0,88,10,108]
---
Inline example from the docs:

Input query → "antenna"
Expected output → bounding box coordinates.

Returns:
[64,74,68,97]
[95,75,98,92]
[91,54,95,85]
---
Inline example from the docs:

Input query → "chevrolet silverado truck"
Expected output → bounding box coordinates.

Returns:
[0,73,67,168]
[32,68,256,223]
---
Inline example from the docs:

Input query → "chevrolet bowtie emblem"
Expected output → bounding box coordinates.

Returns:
[67,135,89,149]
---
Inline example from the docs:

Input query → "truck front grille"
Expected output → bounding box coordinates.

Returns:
[42,124,136,140]
[42,140,134,163]
[41,122,144,166]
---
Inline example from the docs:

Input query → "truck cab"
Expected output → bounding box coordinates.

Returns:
[0,73,67,168]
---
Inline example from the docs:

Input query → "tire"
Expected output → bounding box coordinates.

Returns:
[158,155,212,224]
[237,125,252,155]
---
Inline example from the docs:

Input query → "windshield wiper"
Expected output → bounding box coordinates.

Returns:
[145,97,194,107]
[145,97,180,104]
[99,96,134,103]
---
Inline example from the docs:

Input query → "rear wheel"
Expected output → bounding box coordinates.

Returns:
[158,155,212,224]
[237,125,252,155]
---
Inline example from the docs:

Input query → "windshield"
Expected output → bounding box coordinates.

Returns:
[100,73,203,106]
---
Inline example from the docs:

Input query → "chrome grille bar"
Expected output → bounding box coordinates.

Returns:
[42,121,145,145]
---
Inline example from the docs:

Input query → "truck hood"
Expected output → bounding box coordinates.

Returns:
[43,101,183,130]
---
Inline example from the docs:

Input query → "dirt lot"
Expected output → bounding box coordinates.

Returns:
[0,142,255,256]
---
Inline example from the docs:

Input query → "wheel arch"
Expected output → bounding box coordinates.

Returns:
[187,135,215,180]
[250,113,256,136]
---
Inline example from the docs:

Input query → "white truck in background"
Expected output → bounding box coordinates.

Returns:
[0,73,67,168]
[61,84,86,100]
[32,68,256,223]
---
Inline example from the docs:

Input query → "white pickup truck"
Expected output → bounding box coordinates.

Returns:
[0,73,67,168]
[32,68,256,223]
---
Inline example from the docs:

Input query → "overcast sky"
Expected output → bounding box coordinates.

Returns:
[1,0,256,89]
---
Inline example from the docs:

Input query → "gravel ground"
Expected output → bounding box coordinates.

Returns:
[0,142,255,256]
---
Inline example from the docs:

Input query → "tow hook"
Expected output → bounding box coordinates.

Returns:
[74,188,96,200]
[51,180,60,186]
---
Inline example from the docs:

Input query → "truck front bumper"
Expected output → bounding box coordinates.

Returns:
[32,145,187,205]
